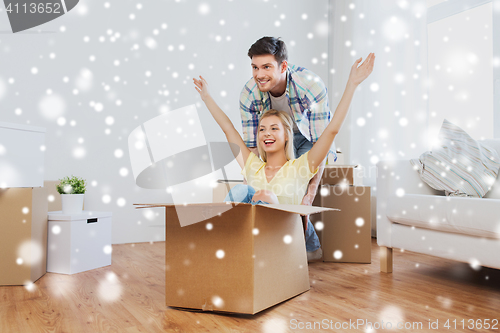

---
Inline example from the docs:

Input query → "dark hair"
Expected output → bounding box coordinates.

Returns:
[248,37,288,64]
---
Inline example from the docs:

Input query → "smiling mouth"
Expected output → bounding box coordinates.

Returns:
[258,79,270,85]
[264,139,275,146]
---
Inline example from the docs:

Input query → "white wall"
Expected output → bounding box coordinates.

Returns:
[0,0,329,244]
[329,0,430,235]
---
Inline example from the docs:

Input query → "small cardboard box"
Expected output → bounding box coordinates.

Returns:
[135,202,335,314]
[312,186,371,263]
[321,165,363,186]
[0,187,48,286]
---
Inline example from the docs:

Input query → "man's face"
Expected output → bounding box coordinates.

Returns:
[251,54,287,95]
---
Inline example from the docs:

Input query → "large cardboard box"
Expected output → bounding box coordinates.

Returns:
[0,187,48,285]
[312,186,371,263]
[135,202,334,314]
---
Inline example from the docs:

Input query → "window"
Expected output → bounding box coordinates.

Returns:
[426,0,500,139]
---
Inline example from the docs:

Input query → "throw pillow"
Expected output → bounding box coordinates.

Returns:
[410,119,500,197]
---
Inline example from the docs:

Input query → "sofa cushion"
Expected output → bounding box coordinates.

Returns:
[483,139,500,199]
[387,194,500,239]
[410,120,500,198]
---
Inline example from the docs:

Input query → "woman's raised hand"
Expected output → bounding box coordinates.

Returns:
[193,75,211,101]
[348,52,375,86]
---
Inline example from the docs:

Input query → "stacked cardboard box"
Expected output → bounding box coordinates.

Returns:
[311,165,372,263]
[0,122,48,286]
[0,187,48,285]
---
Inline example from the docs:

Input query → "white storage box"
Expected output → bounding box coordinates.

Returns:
[0,122,46,188]
[47,211,112,274]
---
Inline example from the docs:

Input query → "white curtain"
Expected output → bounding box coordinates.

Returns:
[329,0,429,232]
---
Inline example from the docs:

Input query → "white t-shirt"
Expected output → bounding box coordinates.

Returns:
[269,91,300,133]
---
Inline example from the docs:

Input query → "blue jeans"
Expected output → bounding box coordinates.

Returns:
[293,131,321,252]
[224,184,269,205]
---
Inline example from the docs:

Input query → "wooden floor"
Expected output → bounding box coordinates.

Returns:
[1,238,499,333]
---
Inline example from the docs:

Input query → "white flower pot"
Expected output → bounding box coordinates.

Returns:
[61,194,85,214]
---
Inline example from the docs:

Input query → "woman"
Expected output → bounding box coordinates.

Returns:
[193,52,375,205]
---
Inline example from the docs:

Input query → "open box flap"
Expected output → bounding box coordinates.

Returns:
[134,203,338,227]
[260,204,338,215]
[135,202,246,227]
[134,202,338,214]
[134,202,236,209]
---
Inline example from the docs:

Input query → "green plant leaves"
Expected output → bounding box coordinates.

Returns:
[56,175,87,194]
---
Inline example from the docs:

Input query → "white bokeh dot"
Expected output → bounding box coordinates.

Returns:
[103,245,113,254]
[57,117,66,126]
[198,3,210,15]
[216,249,225,259]
[73,147,86,159]
[117,198,126,207]
[94,103,104,112]
[283,235,292,244]
[355,218,365,227]
[469,258,481,271]
[334,250,343,259]
[52,225,61,235]
[114,149,123,158]
[145,37,158,50]
[39,94,66,120]
[102,195,111,204]
[212,296,224,308]
[105,116,115,125]
[119,167,129,177]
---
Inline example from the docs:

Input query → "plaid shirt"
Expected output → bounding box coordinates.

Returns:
[239,64,336,160]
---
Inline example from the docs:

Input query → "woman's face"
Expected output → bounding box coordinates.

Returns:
[258,115,287,154]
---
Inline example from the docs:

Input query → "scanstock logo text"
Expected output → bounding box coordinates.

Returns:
[3,0,79,33]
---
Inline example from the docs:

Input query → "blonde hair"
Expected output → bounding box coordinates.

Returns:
[257,109,295,162]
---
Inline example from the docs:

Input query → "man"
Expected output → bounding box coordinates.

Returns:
[240,36,336,261]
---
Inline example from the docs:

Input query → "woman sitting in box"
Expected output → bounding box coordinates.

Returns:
[192,53,374,207]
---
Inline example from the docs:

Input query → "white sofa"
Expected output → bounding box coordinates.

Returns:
[376,139,500,272]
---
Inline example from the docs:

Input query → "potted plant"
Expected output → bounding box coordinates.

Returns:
[56,175,87,214]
